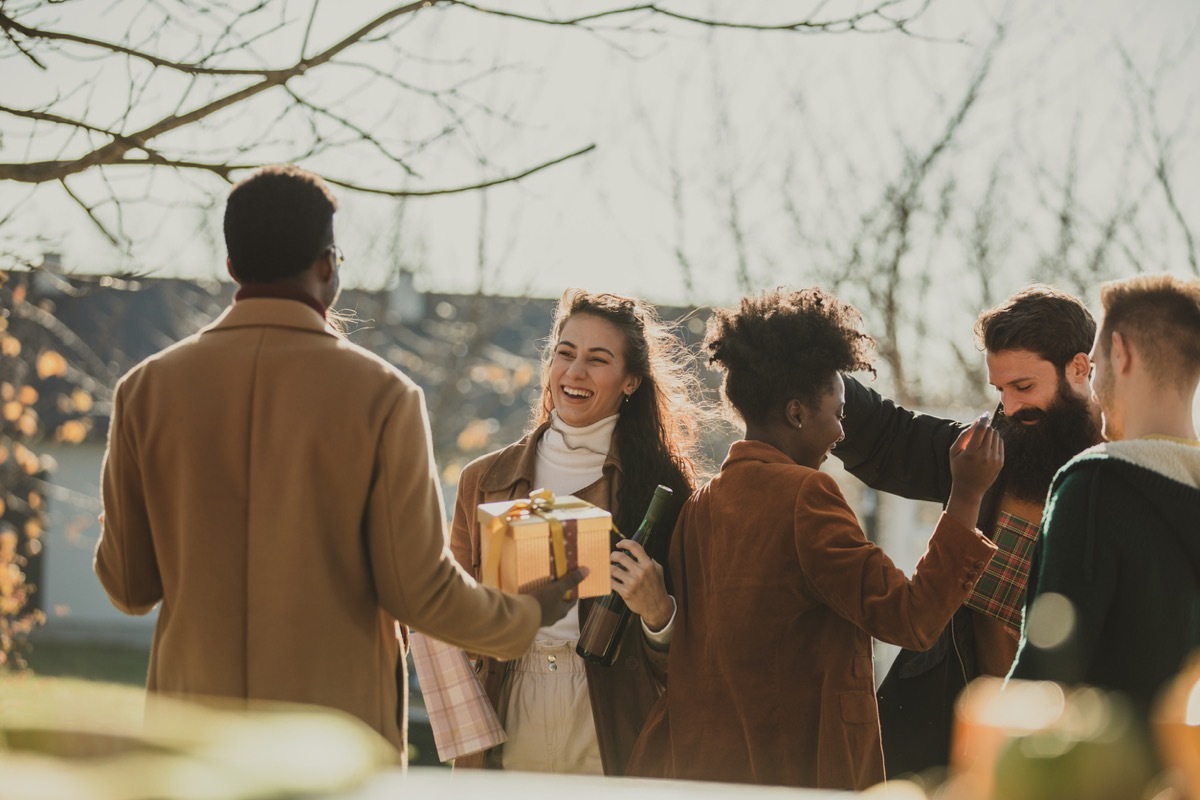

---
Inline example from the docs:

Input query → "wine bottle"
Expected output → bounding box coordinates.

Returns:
[576,484,674,666]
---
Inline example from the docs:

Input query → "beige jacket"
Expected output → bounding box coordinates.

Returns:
[95,298,539,757]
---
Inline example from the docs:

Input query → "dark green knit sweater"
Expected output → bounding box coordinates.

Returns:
[1009,440,1200,713]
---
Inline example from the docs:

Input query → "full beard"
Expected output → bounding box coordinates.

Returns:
[991,380,1102,503]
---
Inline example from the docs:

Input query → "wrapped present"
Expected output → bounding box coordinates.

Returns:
[964,510,1039,630]
[478,488,612,599]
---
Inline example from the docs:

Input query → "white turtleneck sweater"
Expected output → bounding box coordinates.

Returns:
[533,411,675,646]
[533,411,618,643]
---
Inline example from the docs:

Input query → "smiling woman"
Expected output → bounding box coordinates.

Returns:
[548,314,641,429]
[626,287,1005,790]
[447,288,711,776]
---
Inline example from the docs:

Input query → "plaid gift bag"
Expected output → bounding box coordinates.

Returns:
[963,511,1039,630]
[410,632,505,763]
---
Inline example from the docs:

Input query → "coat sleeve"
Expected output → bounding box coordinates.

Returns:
[794,471,998,651]
[94,374,163,615]
[1008,465,1115,684]
[366,386,539,660]
[833,375,965,504]
[449,460,482,578]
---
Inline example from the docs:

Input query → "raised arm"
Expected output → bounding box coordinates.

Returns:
[803,423,1003,649]
[833,375,966,504]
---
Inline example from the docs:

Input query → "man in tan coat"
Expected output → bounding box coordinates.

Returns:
[94,165,581,760]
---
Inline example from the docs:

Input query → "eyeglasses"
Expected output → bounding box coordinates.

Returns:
[327,244,345,268]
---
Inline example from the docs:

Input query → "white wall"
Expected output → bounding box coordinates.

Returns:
[35,441,157,646]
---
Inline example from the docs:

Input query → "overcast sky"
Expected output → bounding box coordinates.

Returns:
[3,0,1197,312]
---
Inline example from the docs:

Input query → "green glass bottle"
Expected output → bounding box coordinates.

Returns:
[576,485,674,666]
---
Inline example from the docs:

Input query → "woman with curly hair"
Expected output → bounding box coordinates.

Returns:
[626,287,1003,790]
[449,289,707,775]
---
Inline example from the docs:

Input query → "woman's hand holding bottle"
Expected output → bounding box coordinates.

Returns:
[611,540,673,632]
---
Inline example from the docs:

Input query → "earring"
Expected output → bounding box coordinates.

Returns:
[624,393,631,404]
[795,420,803,430]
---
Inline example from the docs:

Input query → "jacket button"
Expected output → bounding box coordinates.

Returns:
[963,581,974,590]
[625,656,639,671]
[967,571,978,580]
[974,560,985,569]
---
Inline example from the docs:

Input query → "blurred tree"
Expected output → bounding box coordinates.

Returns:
[657,14,1198,408]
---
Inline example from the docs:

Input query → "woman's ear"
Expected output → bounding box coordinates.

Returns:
[624,375,643,397]
[785,398,806,430]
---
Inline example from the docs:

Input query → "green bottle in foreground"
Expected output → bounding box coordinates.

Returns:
[576,485,674,666]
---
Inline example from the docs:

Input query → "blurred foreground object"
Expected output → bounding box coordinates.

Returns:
[1155,652,1200,798]
[0,674,394,799]
[949,677,1157,800]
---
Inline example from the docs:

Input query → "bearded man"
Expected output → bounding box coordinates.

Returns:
[832,285,1103,779]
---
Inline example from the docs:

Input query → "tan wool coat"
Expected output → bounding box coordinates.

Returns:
[95,299,540,757]
[626,439,997,790]
[449,423,669,775]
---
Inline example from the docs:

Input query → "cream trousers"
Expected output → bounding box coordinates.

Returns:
[492,640,603,774]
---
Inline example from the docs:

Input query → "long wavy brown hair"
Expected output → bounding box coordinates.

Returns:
[533,289,707,557]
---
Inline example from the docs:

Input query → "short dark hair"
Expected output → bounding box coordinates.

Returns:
[974,285,1095,371]
[705,287,875,424]
[224,164,338,283]
[1099,274,1200,389]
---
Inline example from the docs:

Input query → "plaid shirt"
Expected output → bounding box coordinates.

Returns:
[964,511,1039,630]
[410,632,506,763]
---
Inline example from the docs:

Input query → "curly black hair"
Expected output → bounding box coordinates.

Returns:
[705,287,875,424]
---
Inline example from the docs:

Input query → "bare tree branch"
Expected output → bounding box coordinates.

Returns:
[450,0,932,35]
[321,143,596,197]
[0,1,433,183]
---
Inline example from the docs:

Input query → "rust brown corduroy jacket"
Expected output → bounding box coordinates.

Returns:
[449,421,669,775]
[626,439,997,790]
[94,299,540,759]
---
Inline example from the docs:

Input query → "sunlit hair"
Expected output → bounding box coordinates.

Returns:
[534,289,706,543]
[705,287,875,425]
[1099,274,1200,390]
[224,164,338,283]
[975,284,1095,373]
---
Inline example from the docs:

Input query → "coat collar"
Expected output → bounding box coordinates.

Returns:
[721,438,801,470]
[478,418,625,495]
[204,298,336,337]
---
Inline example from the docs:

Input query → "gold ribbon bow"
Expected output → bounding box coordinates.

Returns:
[484,488,590,592]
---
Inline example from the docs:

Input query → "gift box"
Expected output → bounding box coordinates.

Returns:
[478,489,612,599]
[964,510,1039,630]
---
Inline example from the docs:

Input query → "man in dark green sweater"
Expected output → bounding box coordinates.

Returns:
[1010,274,1200,716]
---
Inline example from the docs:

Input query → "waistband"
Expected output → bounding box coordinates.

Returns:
[510,640,587,675]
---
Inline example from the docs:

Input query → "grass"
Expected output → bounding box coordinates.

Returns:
[22,640,150,686]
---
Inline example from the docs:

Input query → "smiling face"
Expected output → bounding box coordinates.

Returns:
[548,313,641,428]
[985,348,1072,424]
[791,372,846,469]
